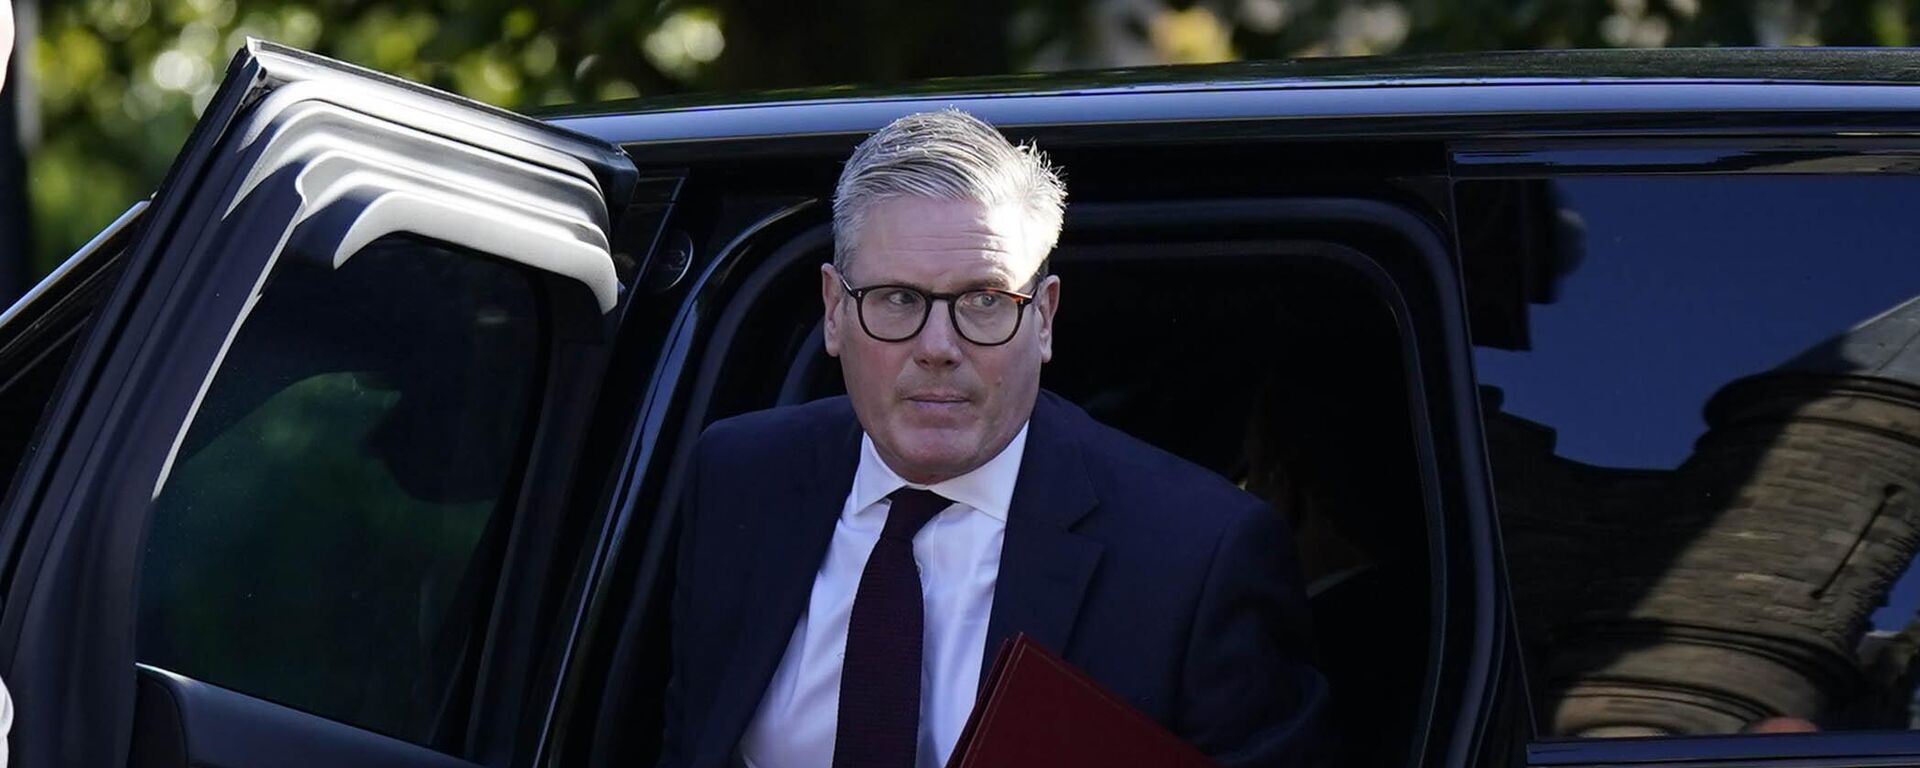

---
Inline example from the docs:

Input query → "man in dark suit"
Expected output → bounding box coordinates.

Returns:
[660,109,1326,768]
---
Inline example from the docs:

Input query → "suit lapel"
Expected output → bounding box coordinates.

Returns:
[982,392,1104,679]
[699,409,863,764]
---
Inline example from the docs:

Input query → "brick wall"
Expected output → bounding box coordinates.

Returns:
[1492,373,1920,735]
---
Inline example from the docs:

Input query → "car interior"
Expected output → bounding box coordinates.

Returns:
[579,202,1437,767]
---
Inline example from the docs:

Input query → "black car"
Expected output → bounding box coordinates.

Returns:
[7,39,1920,768]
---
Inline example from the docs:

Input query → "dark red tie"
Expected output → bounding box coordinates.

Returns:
[832,488,952,768]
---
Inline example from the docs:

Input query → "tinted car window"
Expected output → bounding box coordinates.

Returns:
[137,237,542,746]
[1469,175,1920,737]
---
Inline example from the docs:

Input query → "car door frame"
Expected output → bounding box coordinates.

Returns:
[539,161,1510,768]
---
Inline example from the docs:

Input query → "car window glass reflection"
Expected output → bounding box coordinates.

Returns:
[1470,174,1920,738]
[137,237,541,748]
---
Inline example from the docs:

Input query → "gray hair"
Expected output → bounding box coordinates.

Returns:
[831,109,1067,278]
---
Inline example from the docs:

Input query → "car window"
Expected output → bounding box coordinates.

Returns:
[136,236,543,748]
[1468,174,1920,738]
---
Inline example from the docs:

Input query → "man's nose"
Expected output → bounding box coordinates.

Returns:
[912,301,964,367]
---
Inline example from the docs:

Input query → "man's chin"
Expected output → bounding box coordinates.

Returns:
[881,435,984,483]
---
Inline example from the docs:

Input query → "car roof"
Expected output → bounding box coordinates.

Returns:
[545,48,1920,155]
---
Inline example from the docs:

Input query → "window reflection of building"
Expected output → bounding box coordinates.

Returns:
[1496,295,1920,736]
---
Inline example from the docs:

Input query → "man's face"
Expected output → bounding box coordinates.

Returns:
[822,197,1059,485]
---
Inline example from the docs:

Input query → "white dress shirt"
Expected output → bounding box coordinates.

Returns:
[739,423,1029,768]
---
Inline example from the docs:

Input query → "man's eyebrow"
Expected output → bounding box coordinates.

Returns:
[956,279,1015,291]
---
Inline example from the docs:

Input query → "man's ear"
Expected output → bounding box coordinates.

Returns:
[1035,273,1060,363]
[821,263,844,358]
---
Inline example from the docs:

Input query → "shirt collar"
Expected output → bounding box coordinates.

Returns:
[850,422,1029,522]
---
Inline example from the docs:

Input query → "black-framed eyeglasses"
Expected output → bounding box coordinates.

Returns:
[837,275,1037,346]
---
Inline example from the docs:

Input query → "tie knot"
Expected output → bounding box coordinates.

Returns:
[881,488,950,541]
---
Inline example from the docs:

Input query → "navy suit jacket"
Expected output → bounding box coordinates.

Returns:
[659,391,1328,767]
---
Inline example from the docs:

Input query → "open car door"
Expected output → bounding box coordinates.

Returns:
[0,41,637,767]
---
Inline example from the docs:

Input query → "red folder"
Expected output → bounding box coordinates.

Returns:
[946,633,1217,767]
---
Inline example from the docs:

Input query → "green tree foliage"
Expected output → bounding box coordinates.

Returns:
[20,0,1920,276]
[24,0,700,274]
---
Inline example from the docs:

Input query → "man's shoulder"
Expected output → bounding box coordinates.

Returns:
[697,396,856,462]
[1041,392,1265,524]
